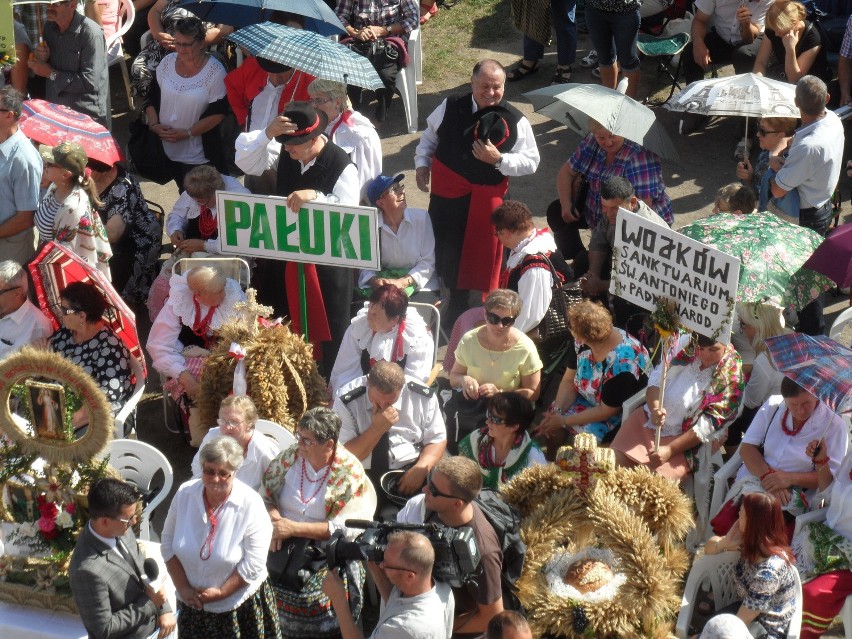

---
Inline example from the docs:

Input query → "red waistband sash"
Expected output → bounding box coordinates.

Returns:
[431,158,507,292]
[284,262,332,359]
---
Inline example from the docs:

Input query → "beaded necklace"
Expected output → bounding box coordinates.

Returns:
[779,408,806,437]
[298,457,333,506]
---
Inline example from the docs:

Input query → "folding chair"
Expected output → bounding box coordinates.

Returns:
[637,32,691,106]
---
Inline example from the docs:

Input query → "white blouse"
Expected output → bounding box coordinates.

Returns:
[156,54,227,164]
[161,478,272,613]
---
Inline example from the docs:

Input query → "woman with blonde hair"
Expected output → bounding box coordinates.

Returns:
[307,78,381,202]
[753,0,830,83]
[533,300,649,455]
[36,142,112,277]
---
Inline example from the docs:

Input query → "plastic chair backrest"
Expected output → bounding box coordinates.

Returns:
[103,439,173,541]
[254,419,296,453]
[174,257,251,290]
[409,302,440,368]
[106,0,135,51]
[113,355,146,439]
[829,307,852,342]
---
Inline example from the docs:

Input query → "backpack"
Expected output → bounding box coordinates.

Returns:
[802,0,847,57]
[474,489,527,612]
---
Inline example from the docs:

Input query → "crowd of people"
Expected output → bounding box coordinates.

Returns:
[2,0,852,638]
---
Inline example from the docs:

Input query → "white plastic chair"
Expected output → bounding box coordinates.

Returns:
[829,307,852,343]
[106,0,136,111]
[254,419,296,453]
[114,355,146,439]
[409,301,440,369]
[675,550,803,639]
[395,25,422,133]
[710,447,742,526]
[102,439,174,541]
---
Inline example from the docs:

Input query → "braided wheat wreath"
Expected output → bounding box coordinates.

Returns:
[502,452,694,638]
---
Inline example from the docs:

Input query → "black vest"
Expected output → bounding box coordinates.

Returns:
[434,93,523,186]
[506,251,573,292]
[276,139,352,197]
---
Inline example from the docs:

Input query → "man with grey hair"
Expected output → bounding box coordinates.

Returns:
[0,260,53,359]
[771,75,845,335]
[0,87,41,266]
[335,360,446,502]
[323,530,455,639]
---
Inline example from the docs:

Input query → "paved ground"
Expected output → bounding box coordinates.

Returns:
[100,15,852,637]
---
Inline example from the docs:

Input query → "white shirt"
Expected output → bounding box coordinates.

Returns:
[156,54,227,165]
[161,478,272,613]
[372,582,455,639]
[358,207,439,292]
[505,229,558,333]
[236,110,381,202]
[0,299,53,359]
[334,376,446,470]
[694,0,772,44]
[825,441,852,540]
[330,305,435,392]
[742,352,785,410]
[147,274,246,379]
[737,396,848,483]
[191,428,281,493]
[273,456,346,537]
[165,175,250,254]
[414,95,540,177]
[246,79,286,134]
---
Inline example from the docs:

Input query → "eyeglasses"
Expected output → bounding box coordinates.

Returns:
[485,311,516,327]
[202,467,233,479]
[113,514,137,526]
[383,183,405,197]
[297,435,321,447]
[485,410,506,425]
[0,286,21,295]
[308,97,335,106]
[426,471,457,500]
[217,418,245,428]
[55,304,78,316]
[757,127,780,136]
[173,40,198,48]
[380,561,415,574]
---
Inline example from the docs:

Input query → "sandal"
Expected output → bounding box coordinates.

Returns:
[551,65,572,84]
[419,3,438,24]
[506,60,539,81]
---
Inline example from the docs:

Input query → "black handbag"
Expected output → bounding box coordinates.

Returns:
[535,253,583,347]
[267,537,324,590]
[127,116,172,185]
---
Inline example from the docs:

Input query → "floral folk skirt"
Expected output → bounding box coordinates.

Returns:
[178,579,282,639]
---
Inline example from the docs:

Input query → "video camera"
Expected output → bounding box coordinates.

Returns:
[326,519,482,588]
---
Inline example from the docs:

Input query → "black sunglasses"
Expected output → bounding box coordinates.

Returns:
[486,311,516,327]
[426,471,457,500]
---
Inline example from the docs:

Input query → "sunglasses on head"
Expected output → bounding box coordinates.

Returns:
[486,311,516,327]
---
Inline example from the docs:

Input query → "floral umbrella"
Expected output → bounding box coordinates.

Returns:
[678,211,833,310]
[28,242,146,378]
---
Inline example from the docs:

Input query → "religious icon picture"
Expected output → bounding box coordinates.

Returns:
[24,380,65,440]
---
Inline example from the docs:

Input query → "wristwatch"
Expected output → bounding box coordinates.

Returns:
[48,70,58,81]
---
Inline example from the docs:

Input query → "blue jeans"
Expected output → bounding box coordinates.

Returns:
[584,4,641,71]
[523,0,578,65]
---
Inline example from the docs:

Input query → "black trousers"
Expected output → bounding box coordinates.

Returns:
[682,30,763,84]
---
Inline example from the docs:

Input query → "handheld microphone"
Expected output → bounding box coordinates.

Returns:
[142,558,162,590]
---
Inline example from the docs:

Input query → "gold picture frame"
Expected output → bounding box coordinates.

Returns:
[24,380,66,441]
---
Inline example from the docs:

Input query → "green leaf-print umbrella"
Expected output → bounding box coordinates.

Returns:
[678,212,833,310]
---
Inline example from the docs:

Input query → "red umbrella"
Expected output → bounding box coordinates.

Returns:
[29,242,146,378]
[19,100,124,167]
[803,223,852,288]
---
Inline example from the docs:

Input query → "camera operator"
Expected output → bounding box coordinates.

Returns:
[397,456,504,636]
[323,531,455,639]
[487,612,531,639]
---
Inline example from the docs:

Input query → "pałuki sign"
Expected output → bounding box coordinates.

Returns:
[216,191,380,270]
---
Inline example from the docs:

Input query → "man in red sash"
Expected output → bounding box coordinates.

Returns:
[414,59,540,328]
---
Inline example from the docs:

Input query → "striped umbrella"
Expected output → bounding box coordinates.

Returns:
[228,22,384,90]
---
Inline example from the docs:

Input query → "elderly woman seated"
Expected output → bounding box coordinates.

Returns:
[459,391,546,489]
[330,283,434,393]
[358,174,439,303]
[191,395,280,493]
[50,282,133,431]
[611,333,744,481]
[262,407,369,638]
[533,300,648,458]
[710,377,848,538]
[448,289,543,447]
[549,117,673,261]
[147,265,246,445]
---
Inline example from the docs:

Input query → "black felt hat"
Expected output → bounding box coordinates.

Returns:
[466,105,518,150]
[274,102,328,145]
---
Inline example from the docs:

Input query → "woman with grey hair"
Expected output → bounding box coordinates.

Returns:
[308,79,382,202]
[162,435,281,638]
[165,164,249,256]
[262,407,370,638]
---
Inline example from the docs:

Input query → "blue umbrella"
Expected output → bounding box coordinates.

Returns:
[229,22,384,90]
[176,0,346,36]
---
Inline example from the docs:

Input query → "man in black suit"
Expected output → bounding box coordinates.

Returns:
[69,478,175,639]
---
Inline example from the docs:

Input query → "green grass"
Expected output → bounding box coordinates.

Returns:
[419,0,515,90]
